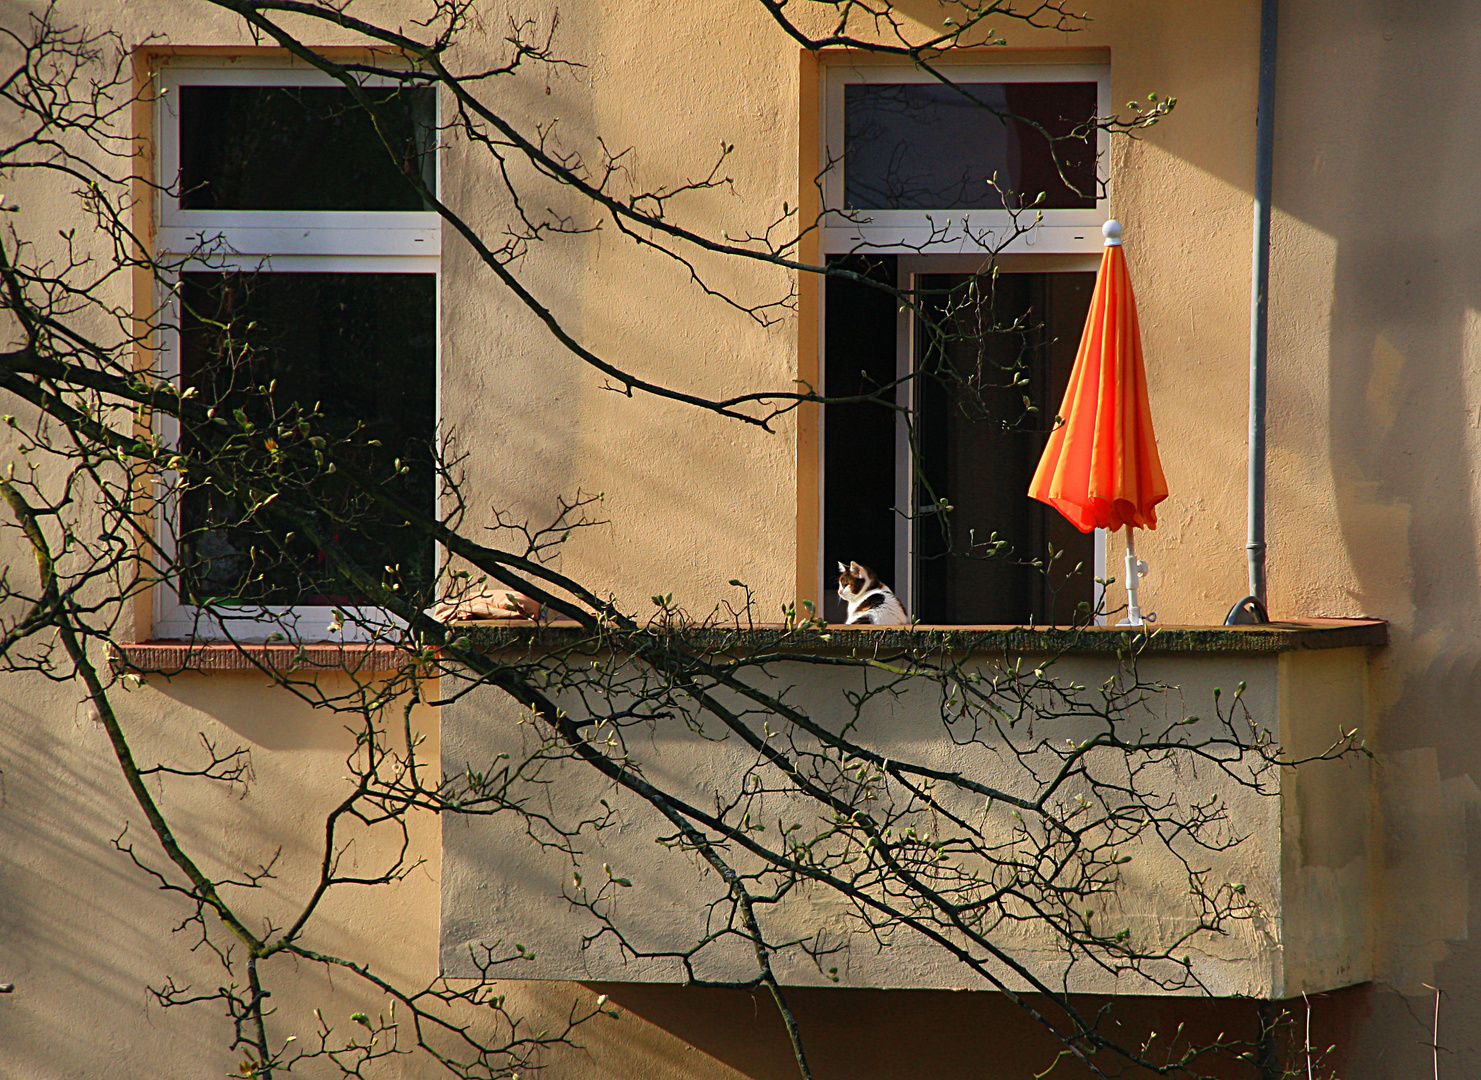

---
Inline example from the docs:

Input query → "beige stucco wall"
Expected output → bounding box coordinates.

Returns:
[0,670,439,1076]
[1270,5,1481,1070]
[3,0,1481,1076]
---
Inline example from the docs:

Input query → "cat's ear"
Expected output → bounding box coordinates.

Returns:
[837,561,849,574]
[849,560,867,578]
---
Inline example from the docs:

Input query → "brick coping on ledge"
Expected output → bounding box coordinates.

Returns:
[111,618,1387,674]
[111,640,413,675]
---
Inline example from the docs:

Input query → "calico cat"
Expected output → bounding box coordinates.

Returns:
[836,560,909,626]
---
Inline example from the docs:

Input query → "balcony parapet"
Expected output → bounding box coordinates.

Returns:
[434,620,1381,999]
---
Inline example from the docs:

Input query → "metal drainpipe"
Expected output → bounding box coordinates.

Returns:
[1232,0,1279,624]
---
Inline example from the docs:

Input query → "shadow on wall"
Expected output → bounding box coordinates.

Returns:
[584,982,1375,1080]
[1270,0,1481,1073]
[0,692,239,1075]
[1274,0,1481,668]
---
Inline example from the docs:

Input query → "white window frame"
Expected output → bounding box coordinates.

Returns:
[820,62,1110,257]
[152,60,441,643]
[155,63,441,261]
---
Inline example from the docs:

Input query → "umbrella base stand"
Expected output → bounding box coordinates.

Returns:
[1224,595,1269,625]
[1117,529,1155,627]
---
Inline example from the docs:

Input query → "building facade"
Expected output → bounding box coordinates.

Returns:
[1,0,1477,1077]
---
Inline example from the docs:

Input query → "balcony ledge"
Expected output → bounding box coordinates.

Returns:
[456,616,1388,656]
[111,619,1386,676]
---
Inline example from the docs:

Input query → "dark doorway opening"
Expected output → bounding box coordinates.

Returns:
[823,266,1097,625]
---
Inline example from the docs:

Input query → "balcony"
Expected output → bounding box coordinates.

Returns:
[440,619,1383,999]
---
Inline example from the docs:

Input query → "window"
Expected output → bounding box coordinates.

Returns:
[822,257,1101,625]
[152,63,440,641]
[821,63,1108,255]
[817,61,1108,624]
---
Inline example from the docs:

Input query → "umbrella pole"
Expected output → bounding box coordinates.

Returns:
[1123,528,1144,627]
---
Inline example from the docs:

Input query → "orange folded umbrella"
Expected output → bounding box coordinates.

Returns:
[1028,219,1166,622]
[1029,220,1167,531]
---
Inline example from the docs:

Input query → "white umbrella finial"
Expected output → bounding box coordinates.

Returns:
[1102,219,1123,246]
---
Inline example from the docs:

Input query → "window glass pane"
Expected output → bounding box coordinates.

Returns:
[178,271,437,607]
[178,85,436,211]
[843,82,1097,211]
[914,272,1095,625]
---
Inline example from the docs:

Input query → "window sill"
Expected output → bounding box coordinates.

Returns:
[111,640,414,676]
[453,617,1388,656]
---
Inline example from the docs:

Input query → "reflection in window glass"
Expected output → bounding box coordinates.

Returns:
[178,86,436,211]
[913,272,1096,624]
[178,272,437,606]
[843,83,1097,211]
